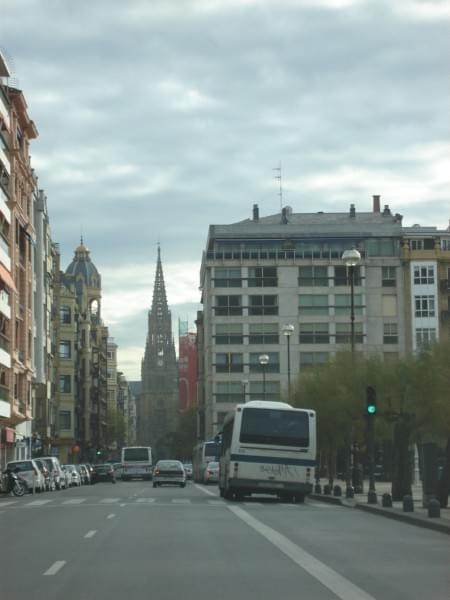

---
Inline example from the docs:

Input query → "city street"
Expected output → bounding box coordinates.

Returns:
[1,480,448,600]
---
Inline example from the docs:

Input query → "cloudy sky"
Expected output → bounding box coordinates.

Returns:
[1,0,449,379]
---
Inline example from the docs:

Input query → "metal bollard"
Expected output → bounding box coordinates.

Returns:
[314,482,322,494]
[367,490,378,504]
[333,485,342,497]
[323,484,332,495]
[382,493,392,508]
[428,498,440,518]
[403,495,414,512]
[345,486,354,498]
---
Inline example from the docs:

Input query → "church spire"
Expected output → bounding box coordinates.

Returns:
[151,244,169,319]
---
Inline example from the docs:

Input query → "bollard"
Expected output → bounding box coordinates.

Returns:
[345,486,354,498]
[314,483,322,494]
[382,493,392,508]
[403,495,414,512]
[333,485,342,497]
[323,484,332,495]
[367,490,378,504]
[428,498,440,518]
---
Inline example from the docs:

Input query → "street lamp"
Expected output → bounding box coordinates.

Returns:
[241,379,248,403]
[258,354,269,398]
[282,324,295,401]
[342,247,361,499]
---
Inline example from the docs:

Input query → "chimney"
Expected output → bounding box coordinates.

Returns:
[373,195,381,213]
[349,204,356,218]
[281,207,288,224]
[394,213,403,224]
[252,204,259,221]
[383,204,391,216]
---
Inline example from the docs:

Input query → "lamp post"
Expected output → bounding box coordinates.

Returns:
[258,354,269,398]
[282,324,295,401]
[241,379,248,403]
[342,247,361,499]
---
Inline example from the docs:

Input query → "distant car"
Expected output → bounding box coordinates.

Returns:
[77,464,91,485]
[62,464,82,487]
[6,459,46,493]
[38,457,67,490]
[183,463,193,480]
[153,460,186,488]
[94,464,116,483]
[204,461,219,485]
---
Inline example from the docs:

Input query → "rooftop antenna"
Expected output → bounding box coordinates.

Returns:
[273,162,283,211]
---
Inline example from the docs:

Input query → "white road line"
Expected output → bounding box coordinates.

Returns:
[43,561,66,576]
[120,503,126,507]
[84,530,97,539]
[172,499,191,504]
[63,498,87,505]
[194,483,218,497]
[107,513,116,519]
[208,500,225,505]
[136,498,156,503]
[244,502,262,506]
[0,501,17,507]
[228,505,376,600]
[307,502,336,509]
[100,498,120,504]
[25,499,52,507]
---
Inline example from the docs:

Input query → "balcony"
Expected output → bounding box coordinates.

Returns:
[0,145,10,176]
[0,91,10,131]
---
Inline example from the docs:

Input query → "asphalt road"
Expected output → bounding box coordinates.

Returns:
[0,480,448,600]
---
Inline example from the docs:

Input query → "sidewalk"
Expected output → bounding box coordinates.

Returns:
[310,480,450,536]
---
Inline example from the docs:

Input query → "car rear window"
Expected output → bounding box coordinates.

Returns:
[157,461,182,469]
[8,461,33,471]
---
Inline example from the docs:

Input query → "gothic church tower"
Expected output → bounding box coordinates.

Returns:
[140,247,178,458]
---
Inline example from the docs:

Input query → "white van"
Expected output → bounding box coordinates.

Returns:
[6,459,46,492]
[39,456,67,490]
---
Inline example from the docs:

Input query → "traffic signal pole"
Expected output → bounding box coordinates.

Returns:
[366,386,377,504]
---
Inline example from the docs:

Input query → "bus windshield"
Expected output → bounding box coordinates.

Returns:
[123,448,150,462]
[240,408,309,447]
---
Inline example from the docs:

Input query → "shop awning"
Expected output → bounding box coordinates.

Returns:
[0,262,17,293]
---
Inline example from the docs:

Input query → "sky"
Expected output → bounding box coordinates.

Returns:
[1,0,449,380]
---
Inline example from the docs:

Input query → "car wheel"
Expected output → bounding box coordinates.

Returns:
[153,483,157,488]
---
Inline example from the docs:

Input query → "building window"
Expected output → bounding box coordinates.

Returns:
[214,267,242,287]
[415,296,435,318]
[215,353,243,373]
[215,324,243,344]
[215,381,245,403]
[214,295,242,316]
[249,381,280,402]
[248,323,279,344]
[59,340,71,359]
[299,294,329,315]
[416,328,436,348]
[413,265,435,285]
[333,265,362,286]
[382,266,396,287]
[383,322,398,344]
[300,352,329,367]
[59,410,71,430]
[248,295,278,316]
[299,323,330,344]
[248,267,277,287]
[59,306,71,324]
[249,352,280,373]
[59,375,71,393]
[410,239,424,250]
[334,294,364,315]
[298,266,328,286]
[335,322,364,344]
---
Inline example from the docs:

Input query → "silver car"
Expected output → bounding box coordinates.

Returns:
[6,459,46,493]
[153,460,186,488]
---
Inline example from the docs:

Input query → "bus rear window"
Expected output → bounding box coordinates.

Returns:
[240,409,309,447]
[205,442,219,458]
[123,448,150,461]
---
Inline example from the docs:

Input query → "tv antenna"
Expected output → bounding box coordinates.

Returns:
[273,162,283,210]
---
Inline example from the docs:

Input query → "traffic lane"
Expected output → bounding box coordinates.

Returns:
[0,496,125,598]
[237,497,450,600]
[41,499,339,600]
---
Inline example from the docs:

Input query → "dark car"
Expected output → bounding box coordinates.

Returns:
[94,464,116,483]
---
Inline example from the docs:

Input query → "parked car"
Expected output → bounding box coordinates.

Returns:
[183,463,193,480]
[86,463,97,484]
[113,462,123,477]
[6,459,46,493]
[77,464,91,485]
[153,460,186,488]
[40,456,67,490]
[204,461,219,485]
[94,464,116,483]
[62,464,82,487]
[34,458,54,491]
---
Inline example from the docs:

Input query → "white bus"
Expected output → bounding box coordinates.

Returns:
[219,401,316,502]
[192,440,220,483]
[121,446,153,481]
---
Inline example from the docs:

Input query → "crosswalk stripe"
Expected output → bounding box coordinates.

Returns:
[25,499,52,507]
[208,500,226,505]
[100,498,120,504]
[63,498,87,505]
[307,502,335,508]
[172,499,191,504]
[136,498,156,503]
[0,501,17,507]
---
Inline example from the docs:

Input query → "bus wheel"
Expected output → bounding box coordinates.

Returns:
[224,488,234,500]
[219,487,225,498]
[293,494,305,504]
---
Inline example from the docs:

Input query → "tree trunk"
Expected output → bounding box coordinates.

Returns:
[391,419,413,501]
[437,436,450,508]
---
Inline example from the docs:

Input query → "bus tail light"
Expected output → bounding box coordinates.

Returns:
[233,462,239,475]
[306,468,311,480]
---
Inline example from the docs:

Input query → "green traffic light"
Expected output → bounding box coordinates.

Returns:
[367,405,376,415]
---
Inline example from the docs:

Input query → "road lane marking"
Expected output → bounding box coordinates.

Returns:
[120,503,126,507]
[228,505,376,600]
[307,502,335,509]
[43,561,66,576]
[84,530,97,538]
[172,499,191,504]
[194,483,218,497]
[136,498,156,503]
[244,502,262,506]
[0,501,17,507]
[25,499,52,507]
[208,500,226,505]
[100,498,120,504]
[107,513,116,519]
[63,499,87,505]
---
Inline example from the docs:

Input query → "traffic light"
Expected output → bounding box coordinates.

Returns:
[96,449,102,456]
[366,386,377,415]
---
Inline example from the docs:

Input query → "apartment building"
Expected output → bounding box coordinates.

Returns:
[199,198,407,438]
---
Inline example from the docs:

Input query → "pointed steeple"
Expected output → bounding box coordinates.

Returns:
[151,244,169,319]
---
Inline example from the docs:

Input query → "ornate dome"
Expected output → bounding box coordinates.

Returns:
[65,239,101,288]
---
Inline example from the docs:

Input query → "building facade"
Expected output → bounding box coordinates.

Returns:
[178,321,197,412]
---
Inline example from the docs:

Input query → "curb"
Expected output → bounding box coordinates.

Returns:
[309,494,450,536]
